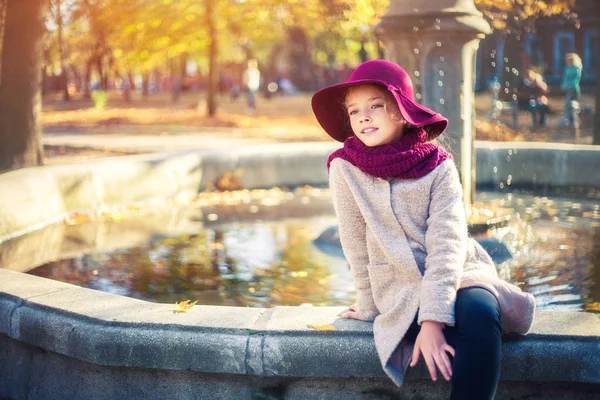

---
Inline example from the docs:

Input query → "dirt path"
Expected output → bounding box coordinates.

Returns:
[41,91,596,164]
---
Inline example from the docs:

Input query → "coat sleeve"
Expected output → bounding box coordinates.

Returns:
[329,161,379,321]
[418,161,467,326]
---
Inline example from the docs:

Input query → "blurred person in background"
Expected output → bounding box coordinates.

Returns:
[243,59,261,113]
[518,69,549,129]
[559,53,582,128]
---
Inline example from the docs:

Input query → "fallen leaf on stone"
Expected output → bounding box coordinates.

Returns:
[308,324,336,331]
[584,302,600,312]
[174,300,198,313]
[127,204,143,211]
[64,213,92,225]
[109,213,123,222]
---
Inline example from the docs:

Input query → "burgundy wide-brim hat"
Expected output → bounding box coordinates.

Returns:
[311,59,448,142]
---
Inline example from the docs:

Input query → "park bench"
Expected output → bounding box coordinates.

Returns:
[487,79,520,128]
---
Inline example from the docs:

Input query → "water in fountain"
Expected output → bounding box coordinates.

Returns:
[2,186,598,313]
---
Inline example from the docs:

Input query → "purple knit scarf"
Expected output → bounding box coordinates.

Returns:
[327,128,452,180]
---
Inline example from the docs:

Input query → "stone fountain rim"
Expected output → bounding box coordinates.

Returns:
[1,268,599,382]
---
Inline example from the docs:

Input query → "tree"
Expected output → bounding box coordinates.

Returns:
[206,0,217,116]
[594,2,600,145]
[0,0,49,172]
[49,0,70,101]
[0,0,6,75]
[474,0,575,28]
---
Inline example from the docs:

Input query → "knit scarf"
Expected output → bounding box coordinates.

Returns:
[327,129,452,180]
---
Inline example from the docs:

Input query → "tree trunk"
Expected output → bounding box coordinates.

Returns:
[84,59,92,98]
[171,58,181,103]
[180,52,188,91]
[116,69,131,103]
[594,6,600,145]
[0,0,7,78]
[206,0,217,116]
[142,71,149,98]
[96,58,107,91]
[41,46,51,95]
[500,32,521,101]
[70,64,80,92]
[358,40,368,63]
[41,66,49,95]
[56,0,69,102]
[0,0,48,172]
[127,70,135,99]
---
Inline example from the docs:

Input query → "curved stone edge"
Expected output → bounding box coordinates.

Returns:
[0,143,337,243]
[1,269,599,383]
[475,141,600,188]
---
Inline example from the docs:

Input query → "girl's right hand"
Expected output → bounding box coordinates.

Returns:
[410,321,455,382]
[341,304,366,320]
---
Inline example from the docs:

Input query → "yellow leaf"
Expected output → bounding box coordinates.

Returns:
[110,213,123,222]
[308,324,336,331]
[584,302,600,312]
[174,300,198,313]
[64,213,92,226]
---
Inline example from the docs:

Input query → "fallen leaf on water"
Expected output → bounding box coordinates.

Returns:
[307,324,336,331]
[174,300,198,313]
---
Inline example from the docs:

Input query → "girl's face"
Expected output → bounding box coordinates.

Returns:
[566,56,573,66]
[345,84,405,147]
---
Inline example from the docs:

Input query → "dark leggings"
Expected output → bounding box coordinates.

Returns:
[405,287,502,400]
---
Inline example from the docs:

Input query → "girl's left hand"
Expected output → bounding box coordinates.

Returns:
[341,304,366,320]
[410,320,455,382]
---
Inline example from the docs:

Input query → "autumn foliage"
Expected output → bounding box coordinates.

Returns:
[40,0,575,78]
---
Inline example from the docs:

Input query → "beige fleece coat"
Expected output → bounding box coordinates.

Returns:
[329,158,498,386]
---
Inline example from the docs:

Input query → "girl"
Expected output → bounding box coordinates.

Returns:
[559,53,583,128]
[311,59,534,399]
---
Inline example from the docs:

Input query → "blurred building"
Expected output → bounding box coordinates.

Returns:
[476,0,598,91]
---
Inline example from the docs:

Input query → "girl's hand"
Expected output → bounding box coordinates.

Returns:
[410,321,455,382]
[341,304,366,321]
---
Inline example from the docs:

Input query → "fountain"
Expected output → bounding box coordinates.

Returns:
[315,0,513,277]
[1,0,600,398]
[1,141,599,399]
[376,0,491,208]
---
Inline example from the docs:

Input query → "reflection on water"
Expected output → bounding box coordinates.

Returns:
[13,190,600,312]
[27,216,356,307]
[476,191,600,313]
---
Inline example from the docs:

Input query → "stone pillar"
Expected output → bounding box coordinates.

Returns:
[376,0,490,209]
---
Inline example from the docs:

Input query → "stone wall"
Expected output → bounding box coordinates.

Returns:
[1,269,599,400]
